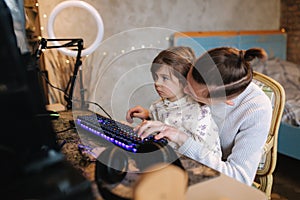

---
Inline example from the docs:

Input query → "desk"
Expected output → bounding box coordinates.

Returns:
[52,110,267,200]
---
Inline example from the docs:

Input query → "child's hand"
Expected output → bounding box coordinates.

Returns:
[126,105,150,123]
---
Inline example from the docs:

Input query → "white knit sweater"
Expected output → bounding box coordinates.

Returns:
[178,82,272,186]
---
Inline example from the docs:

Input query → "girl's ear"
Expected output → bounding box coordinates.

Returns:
[225,100,234,106]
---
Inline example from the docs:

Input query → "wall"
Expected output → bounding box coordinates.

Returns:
[39,0,280,41]
[281,0,300,64]
[37,0,280,119]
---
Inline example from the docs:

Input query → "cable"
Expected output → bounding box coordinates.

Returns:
[37,65,112,120]
[85,100,112,119]
[72,99,112,119]
[55,127,75,134]
[38,70,68,96]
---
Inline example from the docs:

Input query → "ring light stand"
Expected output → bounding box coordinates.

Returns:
[43,0,104,109]
[35,38,85,110]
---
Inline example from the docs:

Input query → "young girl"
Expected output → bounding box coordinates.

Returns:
[126,46,221,156]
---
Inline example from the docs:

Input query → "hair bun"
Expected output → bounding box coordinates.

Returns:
[244,48,268,62]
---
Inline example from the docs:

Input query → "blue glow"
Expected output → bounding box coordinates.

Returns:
[76,114,168,153]
[77,122,139,152]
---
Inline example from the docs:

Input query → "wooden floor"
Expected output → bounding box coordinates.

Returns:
[271,153,300,200]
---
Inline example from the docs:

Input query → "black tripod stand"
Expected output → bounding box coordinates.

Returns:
[35,38,86,110]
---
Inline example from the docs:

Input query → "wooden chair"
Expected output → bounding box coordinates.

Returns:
[252,71,286,199]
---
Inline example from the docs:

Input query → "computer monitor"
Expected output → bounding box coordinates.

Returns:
[0,2,95,199]
[0,0,59,178]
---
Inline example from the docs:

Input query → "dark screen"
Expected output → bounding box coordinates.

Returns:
[0,0,58,177]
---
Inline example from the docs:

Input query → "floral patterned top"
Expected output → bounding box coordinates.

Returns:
[149,95,221,158]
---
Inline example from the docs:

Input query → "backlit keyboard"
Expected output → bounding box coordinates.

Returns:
[76,113,168,153]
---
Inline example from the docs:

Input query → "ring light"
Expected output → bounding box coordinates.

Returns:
[47,1,104,57]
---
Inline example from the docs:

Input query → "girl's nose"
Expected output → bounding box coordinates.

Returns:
[155,79,163,86]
